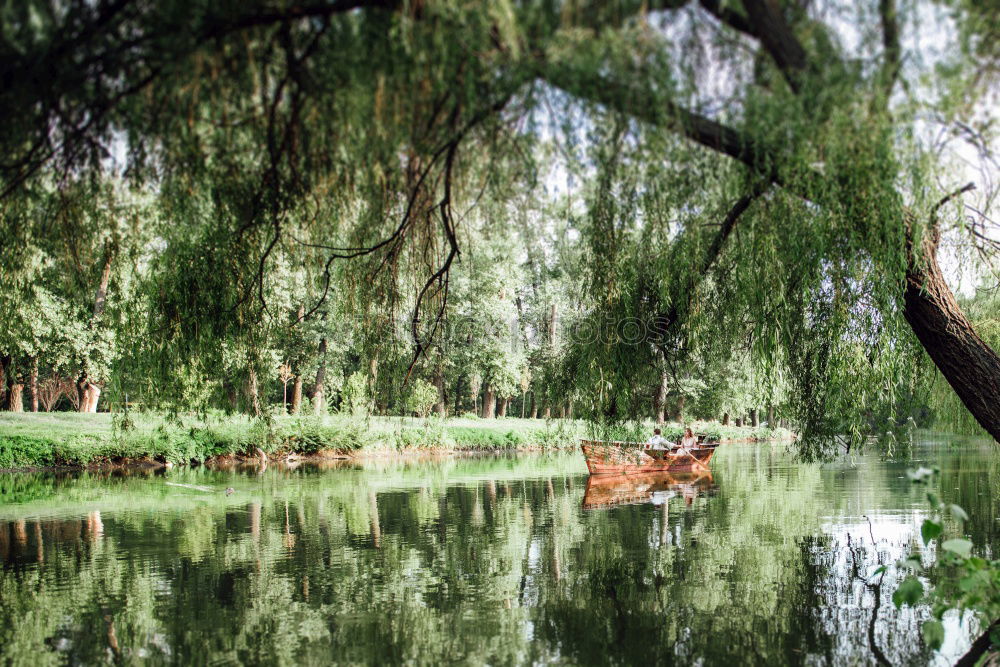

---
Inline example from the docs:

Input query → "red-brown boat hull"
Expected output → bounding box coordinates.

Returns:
[580,440,717,475]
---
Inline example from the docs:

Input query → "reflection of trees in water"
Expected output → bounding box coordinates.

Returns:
[0,445,993,664]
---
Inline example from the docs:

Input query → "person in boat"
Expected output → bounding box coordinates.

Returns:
[677,427,698,452]
[646,428,668,449]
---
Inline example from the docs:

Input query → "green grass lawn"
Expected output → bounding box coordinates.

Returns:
[0,412,791,470]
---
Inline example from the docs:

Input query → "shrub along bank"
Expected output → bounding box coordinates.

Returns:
[0,413,792,470]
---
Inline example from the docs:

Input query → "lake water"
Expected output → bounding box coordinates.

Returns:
[0,436,997,665]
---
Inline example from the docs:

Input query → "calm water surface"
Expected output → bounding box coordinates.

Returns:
[1,436,998,665]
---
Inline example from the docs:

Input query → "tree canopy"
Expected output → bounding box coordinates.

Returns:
[3,0,1000,451]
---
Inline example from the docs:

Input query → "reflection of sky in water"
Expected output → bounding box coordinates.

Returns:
[0,438,997,665]
[817,513,980,666]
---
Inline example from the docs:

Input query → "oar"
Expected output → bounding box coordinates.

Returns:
[672,446,706,471]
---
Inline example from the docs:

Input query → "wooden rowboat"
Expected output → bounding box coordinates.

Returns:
[580,439,719,475]
[582,469,716,510]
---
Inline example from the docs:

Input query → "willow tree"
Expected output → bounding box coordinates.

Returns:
[2,0,1000,443]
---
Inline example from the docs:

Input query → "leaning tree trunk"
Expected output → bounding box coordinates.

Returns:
[28,357,38,412]
[904,238,1000,442]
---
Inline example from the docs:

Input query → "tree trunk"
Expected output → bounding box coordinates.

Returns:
[6,383,24,412]
[28,357,38,412]
[433,366,446,418]
[93,247,113,318]
[903,238,1000,442]
[735,416,743,427]
[76,374,86,412]
[313,338,327,416]
[85,384,101,413]
[246,367,262,418]
[750,408,759,427]
[722,412,730,425]
[77,244,115,414]
[498,397,508,418]
[672,395,686,421]
[454,375,464,414]
[290,374,303,414]
[0,355,9,410]
[76,375,100,413]
[225,381,238,412]
[543,403,551,419]
[529,393,538,419]
[653,371,668,423]
[767,405,775,426]
[482,384,496,419]
[289,304,305,415]
[368,356,379,415]
[549,303,557,347]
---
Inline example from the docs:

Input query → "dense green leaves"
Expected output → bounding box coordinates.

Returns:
[921,620,945,650]
[892,576,924,608]
[921,519,942,545]
[942,538,974,558]
[0,0,998,447]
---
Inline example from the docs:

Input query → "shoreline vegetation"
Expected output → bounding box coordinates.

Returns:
[0,413,794,472]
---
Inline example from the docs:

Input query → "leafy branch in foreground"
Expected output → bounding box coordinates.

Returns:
[892,468,1000,663]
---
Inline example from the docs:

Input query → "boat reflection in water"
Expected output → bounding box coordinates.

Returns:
[581,469,717,510]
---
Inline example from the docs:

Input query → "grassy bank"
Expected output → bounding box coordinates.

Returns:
[0,412,792,470]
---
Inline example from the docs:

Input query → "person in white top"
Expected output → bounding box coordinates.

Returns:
[678,427,698,451]
[646,428,668,449]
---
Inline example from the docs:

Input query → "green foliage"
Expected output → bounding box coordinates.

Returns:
[923,287,1000,436]
[921,620,945,651]
[2,0,999,456]
[892,577,924,608]
[0,435,56,469]
[279,418,367,454]
[342,371,371,417]
[891,468,1000,654]
[405,379,439,418]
